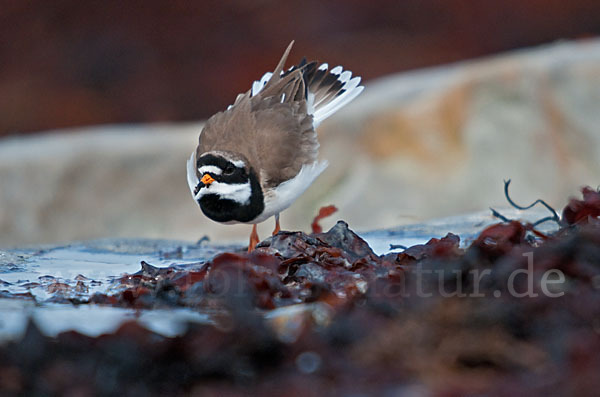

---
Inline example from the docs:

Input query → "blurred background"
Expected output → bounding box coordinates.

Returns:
[2,0,600,135]
[1,0,600,247]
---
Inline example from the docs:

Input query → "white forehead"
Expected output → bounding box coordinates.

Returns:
[198,165,222,175]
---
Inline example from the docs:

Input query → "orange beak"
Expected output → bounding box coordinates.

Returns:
[201,174,215,185]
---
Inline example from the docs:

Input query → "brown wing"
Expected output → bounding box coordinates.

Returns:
[251,95,318,187]
[197,42,319,189]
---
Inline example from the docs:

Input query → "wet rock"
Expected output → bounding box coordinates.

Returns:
[314,221,376,260]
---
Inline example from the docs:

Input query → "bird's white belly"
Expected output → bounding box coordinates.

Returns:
[249,160,329,224]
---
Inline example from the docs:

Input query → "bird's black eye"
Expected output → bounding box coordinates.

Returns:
[224,165,235,175]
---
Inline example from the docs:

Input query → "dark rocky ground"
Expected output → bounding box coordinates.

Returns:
[0,187,599,395]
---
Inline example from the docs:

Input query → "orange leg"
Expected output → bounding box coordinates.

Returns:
[272,214,281,236]
[248,224,260,252]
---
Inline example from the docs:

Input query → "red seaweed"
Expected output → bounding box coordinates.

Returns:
[562,186,600,225]
[2,188,600,395]
[311,205,338,233]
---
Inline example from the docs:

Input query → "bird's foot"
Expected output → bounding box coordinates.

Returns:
[272,216,281,236]
[248,224,260,252]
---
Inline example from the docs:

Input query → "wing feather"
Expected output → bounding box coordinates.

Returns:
[198,41,362,192]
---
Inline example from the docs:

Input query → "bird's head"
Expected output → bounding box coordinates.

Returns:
[186,150,264,223]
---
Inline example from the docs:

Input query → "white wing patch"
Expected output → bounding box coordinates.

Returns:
[251,72,273,96]
[253,160,329,224]
[230,60,363,125]
[306,92,316,115]
[225,71,273,110]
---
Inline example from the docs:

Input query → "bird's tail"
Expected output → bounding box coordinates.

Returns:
[294,58,363,127]
[250,41,364,127]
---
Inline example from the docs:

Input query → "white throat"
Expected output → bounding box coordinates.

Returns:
[196,180,252,205]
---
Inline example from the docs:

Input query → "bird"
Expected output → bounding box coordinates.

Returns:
[186,41,363,251]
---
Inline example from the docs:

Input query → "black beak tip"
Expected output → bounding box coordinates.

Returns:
[194,183,205,195]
